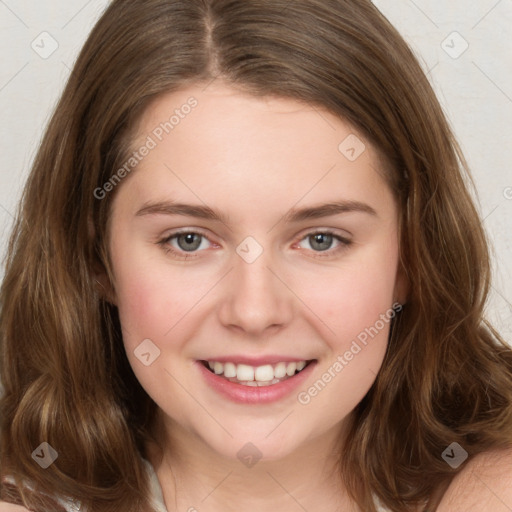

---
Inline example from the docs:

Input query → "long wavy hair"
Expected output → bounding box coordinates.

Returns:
[1,0,512,511]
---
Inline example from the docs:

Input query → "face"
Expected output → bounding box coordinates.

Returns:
[105,81,407,463]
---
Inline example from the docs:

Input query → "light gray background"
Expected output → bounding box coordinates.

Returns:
[0,1,511,343]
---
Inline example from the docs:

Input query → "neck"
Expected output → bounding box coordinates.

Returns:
[146,411,359,512]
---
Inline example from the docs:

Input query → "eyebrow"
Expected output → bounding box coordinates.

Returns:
[283,201,378,222]
[135,200,378,222]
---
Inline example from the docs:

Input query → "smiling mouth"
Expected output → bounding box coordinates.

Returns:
[200,359,316,387]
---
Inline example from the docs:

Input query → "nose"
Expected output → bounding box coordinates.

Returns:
[217,249,294,337]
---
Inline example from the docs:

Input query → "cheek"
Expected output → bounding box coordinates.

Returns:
[111,247,202,349]
[293,255,397,419]
[115,277,166,342]
[297,253,398,344]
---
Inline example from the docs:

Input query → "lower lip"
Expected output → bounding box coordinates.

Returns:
[196,360,317,404]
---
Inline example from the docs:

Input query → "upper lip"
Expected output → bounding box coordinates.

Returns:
[199,355,315,366]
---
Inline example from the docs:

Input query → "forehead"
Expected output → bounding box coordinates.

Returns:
[132,81,375,167]
[114,81,395,221]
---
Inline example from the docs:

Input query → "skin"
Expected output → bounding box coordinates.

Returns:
[105,81,409,512]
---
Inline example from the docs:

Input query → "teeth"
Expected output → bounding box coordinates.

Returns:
[255,365,274,381]
[204,359,309,385]
[274,362,287,378]
[236,364,254,381]
[224,362,237,378]
[286,362,297,376]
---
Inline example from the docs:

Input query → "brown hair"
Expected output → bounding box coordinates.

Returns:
[1,0,512,511]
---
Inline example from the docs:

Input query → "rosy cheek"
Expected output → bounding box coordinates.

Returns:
[300,261,396,349]
[112,253,162,331]
[114,260,200,346]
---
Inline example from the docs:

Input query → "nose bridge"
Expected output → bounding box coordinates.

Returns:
[217,243,293,334]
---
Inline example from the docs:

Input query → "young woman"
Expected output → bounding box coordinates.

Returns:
[1,1,511,511]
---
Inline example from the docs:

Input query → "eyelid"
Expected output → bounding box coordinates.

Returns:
[297,226,353,240]
[293,226,352,243]
[160,227,215,243]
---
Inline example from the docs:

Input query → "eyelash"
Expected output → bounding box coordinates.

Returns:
[156,229,352,260]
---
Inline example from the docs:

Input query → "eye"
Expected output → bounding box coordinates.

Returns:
[296,231,351,254]
[304,233,335,251]
[158,231,212,255]
[173,233,208,252]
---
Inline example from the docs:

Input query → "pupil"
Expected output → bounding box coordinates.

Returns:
[177,233,201,251]
[310,233,333,251]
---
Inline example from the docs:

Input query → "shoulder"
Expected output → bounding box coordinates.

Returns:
[437,447,512,511]
[0,501,30,511]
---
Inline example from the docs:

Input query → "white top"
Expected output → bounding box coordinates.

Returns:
[3,459,390,511]
[143,459,168,512]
